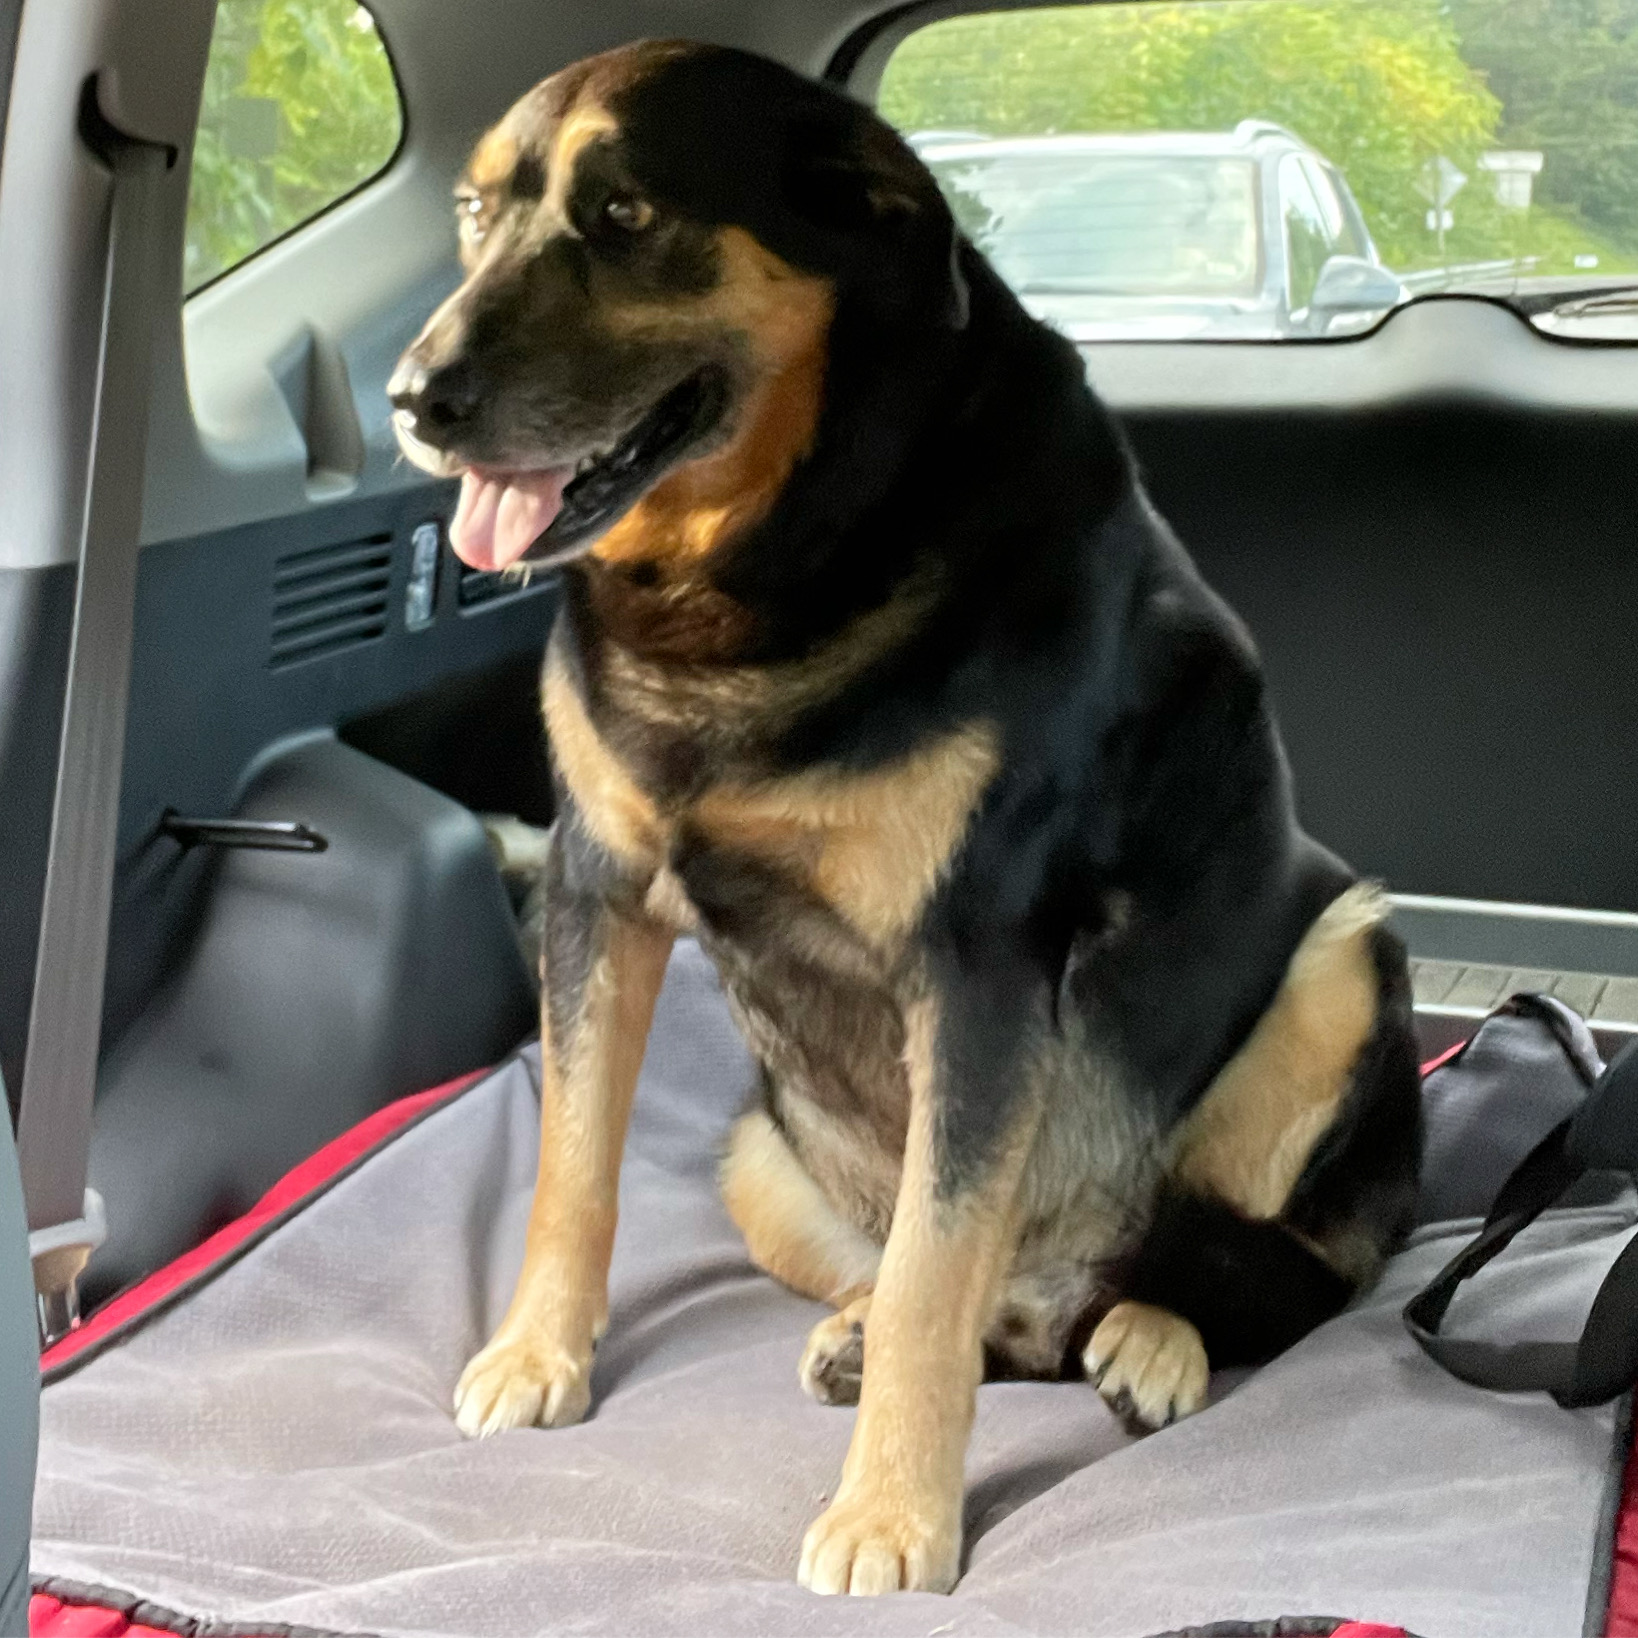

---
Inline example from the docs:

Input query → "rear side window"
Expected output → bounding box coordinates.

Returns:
[185,0,403,294]
[877,1,1638,342]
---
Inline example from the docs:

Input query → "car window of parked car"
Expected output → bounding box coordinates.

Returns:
[926,147,1263,299]
[1281,153,1333,314]
[876,0,1638,343]
[184,0,402,294]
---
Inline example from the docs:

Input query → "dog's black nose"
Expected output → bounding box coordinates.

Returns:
[388,357,481,436]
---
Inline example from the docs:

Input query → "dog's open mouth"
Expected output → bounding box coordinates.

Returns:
[448,369,727,573]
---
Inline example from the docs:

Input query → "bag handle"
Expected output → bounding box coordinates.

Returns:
[1405,1004,1638,1408]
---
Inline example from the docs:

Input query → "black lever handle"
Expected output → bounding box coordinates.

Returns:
[159,810,328,853]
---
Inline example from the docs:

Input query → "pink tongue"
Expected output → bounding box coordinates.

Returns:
[449,467,573,571]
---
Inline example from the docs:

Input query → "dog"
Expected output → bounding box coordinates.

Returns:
[388,40,1423,1597]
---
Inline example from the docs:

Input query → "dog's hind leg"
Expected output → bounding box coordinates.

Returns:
[721,1106,882,1302]
[799,1291,873,1406]
[1094,883,1421,1431]
[721,1107,881,1403]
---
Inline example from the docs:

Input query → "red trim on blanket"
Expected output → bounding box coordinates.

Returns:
[1329,1625,1407,1638]
[29,1592,194,1638]
[39,1069,486,1375]
[1419,1040,1468,1077]
[1605,1422,1638,1636]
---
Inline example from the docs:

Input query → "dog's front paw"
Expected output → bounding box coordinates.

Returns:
[799,1292,871,1406]
[1085,1300,1209,1432]
[453,1331,593,1438]
[798,1485,960,1596]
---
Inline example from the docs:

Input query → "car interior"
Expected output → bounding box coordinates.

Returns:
[4,0,1637,1631]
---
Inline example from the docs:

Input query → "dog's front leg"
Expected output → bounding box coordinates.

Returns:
[799,984,1043,1595]
[455,828,673,1437]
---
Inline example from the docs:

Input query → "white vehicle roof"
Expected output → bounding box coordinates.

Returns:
[915,123,1305,164]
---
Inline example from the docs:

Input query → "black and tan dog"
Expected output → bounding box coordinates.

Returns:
[388,40,1422,1596]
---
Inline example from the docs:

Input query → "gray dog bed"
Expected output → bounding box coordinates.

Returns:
[30,943,1638,1637]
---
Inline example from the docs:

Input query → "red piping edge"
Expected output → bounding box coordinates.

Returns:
[1419,1039,1468,1078]
[30,1591,196,1638]
[40,1067,486,1376]
[1605,1421,1638,1636]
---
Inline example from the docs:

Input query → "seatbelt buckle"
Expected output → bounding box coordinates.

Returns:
[29,1188,107,1349]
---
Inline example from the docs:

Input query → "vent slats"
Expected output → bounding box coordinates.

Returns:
[270,532,393,667]
[457,560,551,609]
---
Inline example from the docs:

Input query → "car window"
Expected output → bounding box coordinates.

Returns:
[1301,157,1369,261]
[1281,153,1333,313]
[926,148,1262,298]
[1320,165,1375,262]
[185,0,402,294]
[875,0,1638,343]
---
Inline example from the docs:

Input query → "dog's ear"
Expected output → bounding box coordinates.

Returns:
[782,114,969,331]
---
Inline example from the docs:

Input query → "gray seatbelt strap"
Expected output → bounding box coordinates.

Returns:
[16,87,171,1347]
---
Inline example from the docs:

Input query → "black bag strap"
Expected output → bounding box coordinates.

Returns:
[1405,1002,1638,1408]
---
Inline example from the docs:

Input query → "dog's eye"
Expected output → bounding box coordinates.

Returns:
[457,192,488,244]
[603,194,655,232]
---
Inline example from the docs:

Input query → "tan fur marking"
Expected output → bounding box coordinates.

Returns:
[722,1109,882,1304]
[593,230,834,569]
[695,725,1000,948]
[775,1095,904,1244]
[1172,882,1388,1220]
[546,102,617,228]
[453,911,673,1436]
[1085,1300,1210,1429]
[464,129,517,193]
[798,998,1040,1595]
[598,568,937,733]
[541,646,663,870]
[641,864,697,932]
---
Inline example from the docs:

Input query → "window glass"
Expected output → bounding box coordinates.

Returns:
[185,0,403,294]
[926,147,1262,297]
[1315,165,1373,261]
[1301,158,1368,260]
[1282,153,1333,312]
[877,1,1638,342]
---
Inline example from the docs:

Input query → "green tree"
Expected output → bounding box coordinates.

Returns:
[185,0,400,291]
[1447,0,1638,254]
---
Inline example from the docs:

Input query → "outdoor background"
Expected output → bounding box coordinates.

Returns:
[879,0,1638,279]
[185,0,400,291]
[184,0,1638,289]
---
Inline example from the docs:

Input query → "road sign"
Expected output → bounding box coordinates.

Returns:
[1480,150,1544,211]
[1415,156,1468,208]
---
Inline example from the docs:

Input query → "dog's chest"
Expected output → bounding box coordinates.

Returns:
[544,653,1000,953]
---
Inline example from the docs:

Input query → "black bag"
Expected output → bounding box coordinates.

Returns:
[1406,993,1638,1408]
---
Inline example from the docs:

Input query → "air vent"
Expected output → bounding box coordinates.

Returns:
[270,533,393,667]
[457,560,553,610]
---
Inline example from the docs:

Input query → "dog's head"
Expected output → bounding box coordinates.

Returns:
[388,41,967,575]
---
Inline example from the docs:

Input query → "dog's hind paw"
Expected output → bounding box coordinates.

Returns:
[1084,1300,1209,1433]
[799,1292,871,1406]
[453,1331,593,1438]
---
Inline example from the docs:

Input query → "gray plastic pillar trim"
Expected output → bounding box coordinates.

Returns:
[16,84,169,1347]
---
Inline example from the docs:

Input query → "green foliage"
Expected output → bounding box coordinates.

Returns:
[185,0,401,292]
[1448,0,1638,253]
[878,0,1638,278]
